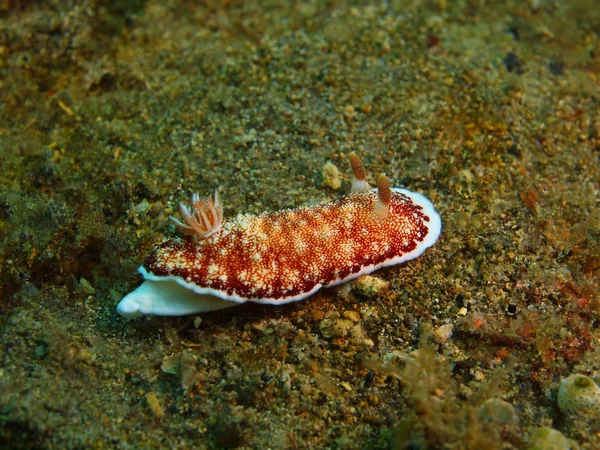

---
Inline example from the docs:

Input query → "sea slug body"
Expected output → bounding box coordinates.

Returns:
[117,153,442,318]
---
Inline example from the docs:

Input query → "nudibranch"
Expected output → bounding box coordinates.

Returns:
[117,154,441,318]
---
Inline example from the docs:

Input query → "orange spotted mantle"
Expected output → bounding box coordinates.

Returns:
[117,153,441,317]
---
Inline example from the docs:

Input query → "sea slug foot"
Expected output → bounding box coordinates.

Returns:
[117,279,238,318]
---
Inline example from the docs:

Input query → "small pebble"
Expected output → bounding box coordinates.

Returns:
[343,310,361,322]
[132,199,151,214]
[146,392,165,419]
[322,161,342,190]
[161,357,179,375]
[300,383,312,395]
[353,275,389,299]
[319,318,353,338]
